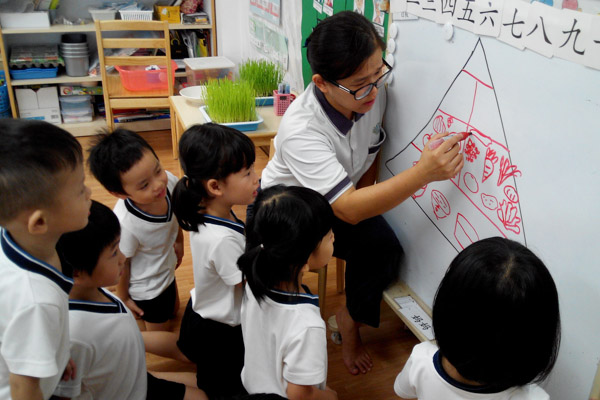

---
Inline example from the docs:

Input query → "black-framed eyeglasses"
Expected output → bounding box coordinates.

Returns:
[326,58,393,100]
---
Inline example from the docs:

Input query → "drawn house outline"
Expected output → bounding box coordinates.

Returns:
[385,38,527,252]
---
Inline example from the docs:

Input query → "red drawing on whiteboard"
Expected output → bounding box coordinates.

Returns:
[433,115,446,134]
[384,39,526,251]
[423,133,432,148]
[463,172,479,193]
[482,147,498,183]
[497,156,521,186]
[497,200,521,234]
[481,193,498,210]
[413,186,427,198]
[432,190,451,219]
[504,186,519,203]
[454,213,479,249]
[464,138,480,162]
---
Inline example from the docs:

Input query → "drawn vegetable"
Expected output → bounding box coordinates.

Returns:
[497,200,521,234]
[433,115,446,134]
[504,186,519,203]
[482,147,498,183]
[463,172,479,193]
[497,156,521,186]
[481,193,498,210]
[431,190,451,219]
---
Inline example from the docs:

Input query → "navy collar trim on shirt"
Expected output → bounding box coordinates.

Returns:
[266,284,319,307]
[1,229,73,294]
[203,212,245,235]
[313,85,364,136]
[124,189,173,223]
[433,350,510,394]
[69,289,127,314]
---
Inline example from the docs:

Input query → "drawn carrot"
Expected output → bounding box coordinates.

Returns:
[482,147,498,183]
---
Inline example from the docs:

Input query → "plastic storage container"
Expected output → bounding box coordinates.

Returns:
[115,60,177,91]
[59,95,92,111]
[88,8,118,21]
[119,9,153,21]
[184,57,235,86]
[61,104,93,123]
[273,90,296,116]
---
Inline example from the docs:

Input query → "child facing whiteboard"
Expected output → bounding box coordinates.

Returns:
[394,237,561,400]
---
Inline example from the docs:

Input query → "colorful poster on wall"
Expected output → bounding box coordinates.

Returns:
[250,0,282,25]
[249,15,289,69]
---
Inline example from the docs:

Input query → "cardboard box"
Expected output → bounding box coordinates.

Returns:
[0,12,50,29]
[155,5,181,23]
[15,86,61,124]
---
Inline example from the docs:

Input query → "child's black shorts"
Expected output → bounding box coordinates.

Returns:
[134,279,177,323]
[146,372,185,400]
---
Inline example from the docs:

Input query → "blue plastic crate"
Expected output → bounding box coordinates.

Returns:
[9,67,58,80]
[0,71,9,113]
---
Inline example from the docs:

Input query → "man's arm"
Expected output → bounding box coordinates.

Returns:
[332,134,464,224]
[10,374,43,400]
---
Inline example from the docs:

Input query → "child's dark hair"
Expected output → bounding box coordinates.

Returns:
[57,200,121,277]
[87,128,158,195]
[238,185,334,301]
[172,123,255,231]
[0,119,83,225]
[306,11,385,81]
[432,237,561,389]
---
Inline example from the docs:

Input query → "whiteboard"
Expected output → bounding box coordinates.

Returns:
[380,18,600,400]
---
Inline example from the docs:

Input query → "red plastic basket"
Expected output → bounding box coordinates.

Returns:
[115,60,177,91]
[273,90,296,116]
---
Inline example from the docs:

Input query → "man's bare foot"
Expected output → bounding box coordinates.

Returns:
[336,306,373,375]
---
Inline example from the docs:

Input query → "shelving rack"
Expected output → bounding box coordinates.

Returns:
[0,0,216,136]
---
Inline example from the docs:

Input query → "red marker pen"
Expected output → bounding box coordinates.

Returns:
[428,131,472,150]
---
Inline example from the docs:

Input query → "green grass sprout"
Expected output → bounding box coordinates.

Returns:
[239,59,284,97]
[204,79,257,123]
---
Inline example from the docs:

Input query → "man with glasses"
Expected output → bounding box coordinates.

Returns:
[260,11,464,376]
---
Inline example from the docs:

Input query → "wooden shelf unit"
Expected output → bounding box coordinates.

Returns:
[0,0,217,136]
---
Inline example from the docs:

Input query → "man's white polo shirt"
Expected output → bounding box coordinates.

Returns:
[261,82,386,203]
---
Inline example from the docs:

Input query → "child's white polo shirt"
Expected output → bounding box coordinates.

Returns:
[0,229,72,400]
[394,341,549,399]
[261,82,387,203]
[189,214,244,326]
[53,289,147,400]
[113,170,179,300]
[241,285,327,397]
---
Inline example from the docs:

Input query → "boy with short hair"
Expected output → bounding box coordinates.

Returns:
[0,119,92,400]
[54,200,207,400]
[88,129,183,331]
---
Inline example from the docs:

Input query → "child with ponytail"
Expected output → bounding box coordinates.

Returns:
[171,123,259,397]
[238,185,338,400]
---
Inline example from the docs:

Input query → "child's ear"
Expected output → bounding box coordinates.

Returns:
[71,269,89,285]
[27,210,48,235]
[312,74,329,93]
[205,178,222,197]
[109,191,129,200]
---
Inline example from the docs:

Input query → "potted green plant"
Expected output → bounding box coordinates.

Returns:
[239,59,284,106]
[200,78,263,131]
